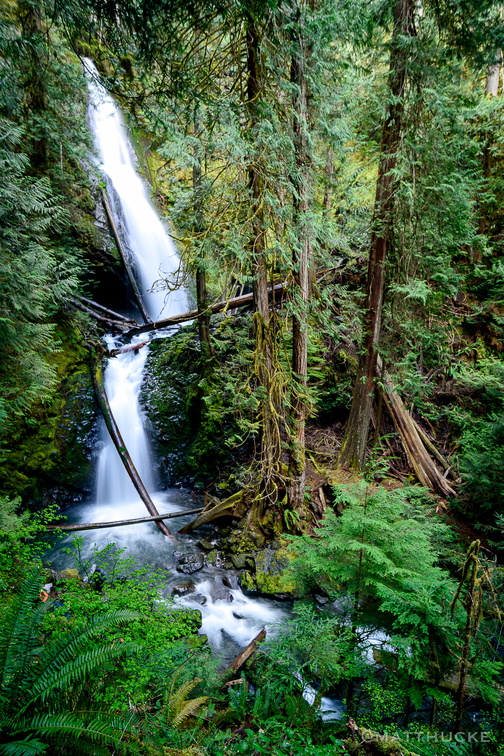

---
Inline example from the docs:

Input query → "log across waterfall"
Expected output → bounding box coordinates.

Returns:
[92,361,173,537]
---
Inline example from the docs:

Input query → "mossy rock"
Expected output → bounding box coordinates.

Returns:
[241,546,301,598]
[0,320,98,503]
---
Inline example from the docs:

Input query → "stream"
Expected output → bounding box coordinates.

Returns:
[46,60,343,719]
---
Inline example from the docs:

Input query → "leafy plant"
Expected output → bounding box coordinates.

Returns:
[0,569,141,755]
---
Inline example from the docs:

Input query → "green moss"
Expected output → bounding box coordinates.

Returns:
[0,318,97,503]
[244,547,301,597]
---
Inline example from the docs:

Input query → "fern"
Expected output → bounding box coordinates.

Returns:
[164,678,209,728]
[0,570,140,754]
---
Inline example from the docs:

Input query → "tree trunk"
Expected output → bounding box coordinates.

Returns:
[485,51,501,96]
[47,508,203,532]
[339,0,415,470]
[287,4,311,511]
[193,114,214,360]
[246,19,282,503]
[92,361,172,538]
[124,283,286,337]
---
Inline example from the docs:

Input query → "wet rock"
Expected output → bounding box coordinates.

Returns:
[53,568,81,583]
[209,578,233,603]
[222,574,239,590]
[197,539,214,552]
[206,550,218,566]
[241,547,301,599]
[175,550,204,575]
[230,554,248,570]
[233,612,244,620]
[251,532,265,549]
[191,593,207,605]
[172,580,196,596]
[314,594,328,605]
[223,561,233,570]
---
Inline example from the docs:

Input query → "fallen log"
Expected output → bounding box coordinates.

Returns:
[226,629,266,672]
[110,340,150,356]
[101,187,151,325]
[414,423,458,481]
[124,283,286,338]
[380,371,455,498]
[178,490,244,534]
[92,361,172,537]
[69,298,131,331]
[46,507,204,532]
[73,294,138,325]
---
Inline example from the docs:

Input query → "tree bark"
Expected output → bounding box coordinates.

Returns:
[380,372,455,497]
[124,283,286,337]
[73,294,138,324]
[226,629,266,672]
[287,4,311,511]
[46,508,203,532]
[92,361,172,537]
[246,19,283,502]
[193,113,214,360]
[485,51,501,96]
[339,0,415,470]
[69,298,134,331]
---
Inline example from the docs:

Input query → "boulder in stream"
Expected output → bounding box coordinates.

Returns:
[172,580,196,596]
[174,549,204,575]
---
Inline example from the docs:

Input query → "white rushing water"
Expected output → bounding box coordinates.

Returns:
[85,58,186,322]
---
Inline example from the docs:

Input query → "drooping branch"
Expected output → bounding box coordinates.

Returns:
[92,361,172,537]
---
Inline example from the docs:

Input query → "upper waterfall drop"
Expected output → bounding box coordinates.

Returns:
[84,58,187,321]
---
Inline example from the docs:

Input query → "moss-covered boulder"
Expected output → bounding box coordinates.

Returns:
[240,546,301,599]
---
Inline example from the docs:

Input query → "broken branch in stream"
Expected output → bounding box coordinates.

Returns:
[124,283,286,338]
[92,360,172,537]
[100,187,151,325]
[226,629,266,672]
[46,508,204,532]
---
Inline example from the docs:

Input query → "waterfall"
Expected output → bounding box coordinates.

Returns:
[85,58,186,322]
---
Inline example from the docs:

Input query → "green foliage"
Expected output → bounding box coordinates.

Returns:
[0,568,141,755]
[0,497,61,593]
[45,540,207,712]
[288,483,450,608]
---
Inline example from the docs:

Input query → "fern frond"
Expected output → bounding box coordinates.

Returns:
[171,696,209,728]
[29,643,137,705]
[26,609,141,697]
[15,712,139,752]
[0,739,47,756]
[0,570,44,699]
[167,677,201,714]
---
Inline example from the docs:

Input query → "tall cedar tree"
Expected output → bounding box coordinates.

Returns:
[339,0,415,470]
